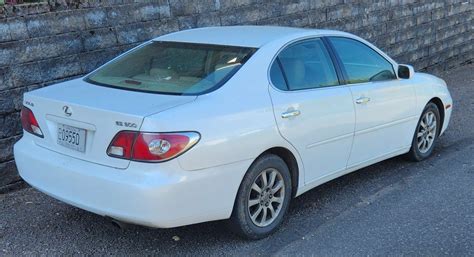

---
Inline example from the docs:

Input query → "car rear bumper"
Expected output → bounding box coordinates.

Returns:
[14,135,250,228]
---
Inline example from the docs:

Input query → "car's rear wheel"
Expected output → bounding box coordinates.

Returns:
[228,154,292,239]
[406,102,441,161]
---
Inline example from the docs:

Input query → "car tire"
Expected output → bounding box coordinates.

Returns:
[228,154,292,240]
[406,102,441,161]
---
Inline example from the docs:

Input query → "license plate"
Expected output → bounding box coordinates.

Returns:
[57,124,86,152]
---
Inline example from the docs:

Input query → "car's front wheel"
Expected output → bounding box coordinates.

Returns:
[407,102,441,161]
[229,154,292,239]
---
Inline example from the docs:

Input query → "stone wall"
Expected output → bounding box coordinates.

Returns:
[0,0,473,187]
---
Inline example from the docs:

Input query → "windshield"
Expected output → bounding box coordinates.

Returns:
[85,41,257,95]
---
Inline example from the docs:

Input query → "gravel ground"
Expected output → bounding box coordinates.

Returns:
[1,64,473,256]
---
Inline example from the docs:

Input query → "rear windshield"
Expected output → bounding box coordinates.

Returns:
[85,41,257,95]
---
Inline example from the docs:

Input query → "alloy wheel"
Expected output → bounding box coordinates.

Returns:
[417,111,437,153]
[247,168,286,227]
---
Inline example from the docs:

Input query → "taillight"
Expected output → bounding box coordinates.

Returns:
[107,131,200,162]
[20,106,43,138]
[107,131,136,159]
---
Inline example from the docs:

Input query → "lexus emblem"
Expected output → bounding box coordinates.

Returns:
[63,105,72,117]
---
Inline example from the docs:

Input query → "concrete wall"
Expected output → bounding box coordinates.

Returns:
[0,0,473,187]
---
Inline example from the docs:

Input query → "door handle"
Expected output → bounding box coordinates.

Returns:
[281,110,301,119]
[355,97,371,104]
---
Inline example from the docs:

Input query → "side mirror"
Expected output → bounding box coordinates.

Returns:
[397,64,414,79]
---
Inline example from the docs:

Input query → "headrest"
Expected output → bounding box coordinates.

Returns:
[280,58,305,88]
[150,68,175,78]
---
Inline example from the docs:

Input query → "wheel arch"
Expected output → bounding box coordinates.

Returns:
[428,97,445,133]
[259,147,300,198]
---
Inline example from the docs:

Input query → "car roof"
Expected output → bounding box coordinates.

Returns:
[154,26,346,48]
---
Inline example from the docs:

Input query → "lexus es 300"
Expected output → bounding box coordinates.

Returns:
[14,26,453,239]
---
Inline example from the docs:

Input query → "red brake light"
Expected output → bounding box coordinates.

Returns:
[107,131,200,162]
[20,106,43,138]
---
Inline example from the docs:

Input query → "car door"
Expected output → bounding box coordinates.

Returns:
[268,38,355,184]
[327,37,417,167]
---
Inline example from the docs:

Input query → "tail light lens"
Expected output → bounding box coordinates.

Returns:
[107,131,136,159]
[107,131,200,162]
[20,106,44,138]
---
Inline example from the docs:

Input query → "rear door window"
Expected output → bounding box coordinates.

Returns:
[270,38,339,91]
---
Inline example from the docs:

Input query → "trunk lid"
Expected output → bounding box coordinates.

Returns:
[24,78,196,169]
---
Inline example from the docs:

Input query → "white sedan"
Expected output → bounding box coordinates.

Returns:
[14,26,453,239]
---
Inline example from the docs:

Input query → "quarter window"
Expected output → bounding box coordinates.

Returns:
[329,37,397,84]
[270,38,339,91]
[270,60,288,90]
